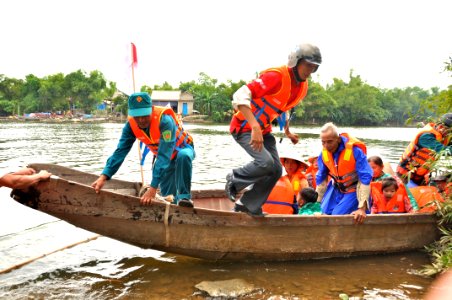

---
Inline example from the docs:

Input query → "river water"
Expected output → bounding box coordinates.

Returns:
[0,121,435,299]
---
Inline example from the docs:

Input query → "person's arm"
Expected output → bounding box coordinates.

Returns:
[315,155,329,201]
[92,122,136,193]
[371,195,378,214]
[232,72,282,151]
[352,147,373,223]
[418,133,452,153]
[284,118,299,144]
[141,115,176,205]
[0,170,51,189]
[101,122,137,178]
[404,195,413,213]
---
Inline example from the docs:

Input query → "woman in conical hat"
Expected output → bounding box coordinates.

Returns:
[279,152,309,198]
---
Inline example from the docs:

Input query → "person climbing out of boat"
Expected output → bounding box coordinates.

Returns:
[305,156,319,189]
[370,177,413,214]
[315,122,373,224]
[262,154,309,214]
[367,155,418,211]
[91,92,195,207]
[396,113,452,187]
[225,43,321,217]
[0,167,51,189]
[298,187,321,215]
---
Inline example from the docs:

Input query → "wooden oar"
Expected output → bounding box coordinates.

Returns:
[0,234,100,275]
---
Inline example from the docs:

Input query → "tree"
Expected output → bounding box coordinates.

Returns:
[153,81,174,91]
[298,79,337,124]
[0,75,24,115]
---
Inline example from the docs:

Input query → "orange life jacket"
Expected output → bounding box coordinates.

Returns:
[397,123,447,180]
[233,66,308,132]
[290,171,308,196]
[370,181,407,213]
[409,186,444,213]
[263,176,296,214]
[321,133,367,193]
[128,106,193,160]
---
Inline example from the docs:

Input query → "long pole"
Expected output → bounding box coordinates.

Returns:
[131,43,145,185]
[0,235,100,275]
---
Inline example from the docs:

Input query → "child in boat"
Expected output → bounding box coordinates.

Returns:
[298,187,321,215]
[371,177,413,214]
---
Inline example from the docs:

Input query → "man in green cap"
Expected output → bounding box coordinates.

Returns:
[91,92,195,207]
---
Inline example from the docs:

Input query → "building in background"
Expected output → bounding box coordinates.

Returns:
[151,91,194,116]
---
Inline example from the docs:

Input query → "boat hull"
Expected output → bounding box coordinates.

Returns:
[12,163,440,261]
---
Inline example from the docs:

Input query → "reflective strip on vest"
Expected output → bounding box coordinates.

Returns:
[321,133,367,193]
[233,65,308,132]
[398,123,446,178]
[370,181,406,213]
[128,106,193,160]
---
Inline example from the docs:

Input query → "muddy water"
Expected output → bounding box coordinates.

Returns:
[0,122,434,299]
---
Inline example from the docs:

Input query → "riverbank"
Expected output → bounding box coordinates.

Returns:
[0,115,420,128]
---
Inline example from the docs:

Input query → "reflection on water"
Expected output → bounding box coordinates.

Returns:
[0,122,435,299]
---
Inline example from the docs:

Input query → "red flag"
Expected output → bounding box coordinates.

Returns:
[131,43,138,67]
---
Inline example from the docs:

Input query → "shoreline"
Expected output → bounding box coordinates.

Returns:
[0,116,419,128]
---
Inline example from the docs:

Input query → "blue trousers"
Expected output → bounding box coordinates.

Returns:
[321,181,358,215]
[159,147,195,203]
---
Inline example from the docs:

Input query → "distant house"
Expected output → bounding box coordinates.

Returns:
[151,90,194,116]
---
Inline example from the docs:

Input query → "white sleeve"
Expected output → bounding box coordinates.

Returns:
[232,85,252,110]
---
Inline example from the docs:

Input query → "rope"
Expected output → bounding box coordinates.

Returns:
[163,201,171,247]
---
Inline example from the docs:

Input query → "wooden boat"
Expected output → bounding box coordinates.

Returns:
[11,163,439,261]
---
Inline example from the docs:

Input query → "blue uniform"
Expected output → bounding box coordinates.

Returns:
[316,136,373,215]
[101,115,195,201]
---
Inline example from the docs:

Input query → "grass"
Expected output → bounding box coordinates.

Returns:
[420,193,452,276]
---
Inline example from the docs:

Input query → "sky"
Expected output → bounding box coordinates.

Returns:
[1,0,451,94]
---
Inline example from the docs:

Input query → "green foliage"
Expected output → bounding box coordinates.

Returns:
[420,197,452,276]
[153,81,175,91]
[0,58,450,123]
[173,73,245,122]
[0,70,115,116]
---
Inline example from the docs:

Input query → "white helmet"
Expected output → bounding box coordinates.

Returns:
[288,43,322,69]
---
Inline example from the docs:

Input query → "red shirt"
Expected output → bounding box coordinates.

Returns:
[230,67,303,134]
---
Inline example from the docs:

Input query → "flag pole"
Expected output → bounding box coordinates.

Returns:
[131,42,145,186]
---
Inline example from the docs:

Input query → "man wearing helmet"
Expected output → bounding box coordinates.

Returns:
[225,43,321,216]
[397,113,452,187]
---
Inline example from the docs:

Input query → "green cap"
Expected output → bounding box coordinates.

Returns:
[128,92,152,117]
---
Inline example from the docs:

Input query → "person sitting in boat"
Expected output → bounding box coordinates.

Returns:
[305,156,319,189]
[262,154,309,214]
[367,155,418,211]
[315,122,373,223]
[224,43,321,217]
[298,187,321,215]
[431,173,451,197]
[0,167,51,190]
[370,177,413,214]
[281,154,309,199]
[396,113,452,187]
[409,183,445,212]
[91,92,195,207]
